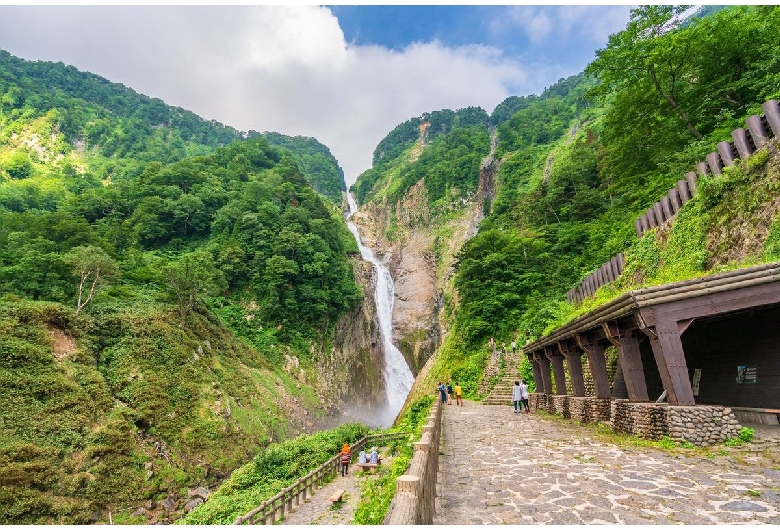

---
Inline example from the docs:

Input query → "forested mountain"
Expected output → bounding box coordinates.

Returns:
[0,50,378,524]
[4,3,780,525]
[350,5,780,400]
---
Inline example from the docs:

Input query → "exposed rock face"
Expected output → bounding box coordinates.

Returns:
[325,258,388,423]
[351,132,499,374]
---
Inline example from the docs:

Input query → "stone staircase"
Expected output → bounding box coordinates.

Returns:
[482,352,523,405]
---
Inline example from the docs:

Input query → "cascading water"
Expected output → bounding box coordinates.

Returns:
[345,193,414,426]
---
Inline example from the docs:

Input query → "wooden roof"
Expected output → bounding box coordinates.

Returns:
[524,261,780,354]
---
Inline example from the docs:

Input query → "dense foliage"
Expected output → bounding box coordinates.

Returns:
[355,107,490,206]
[393,5,780,396]
[0,49,364,524]
[261,132,346,204]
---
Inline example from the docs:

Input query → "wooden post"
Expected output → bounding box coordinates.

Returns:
[678,178,691,204]
[762,99,780,137]
[545,346,567,395]
[717,140,736,167]
[746,115,767,149]
[576,332,610,399]
[694,162,708,178]
[603,322,649,402]
[642,320,696,406]
[647,206,658,228]
[653,202,665,224]
[668,187,681,214]
[559,340,585,397]
[660,195,672,220]
[706,152,722,176]
[732,128,753,160]
[528,353,542,392]
[535,351,553,394]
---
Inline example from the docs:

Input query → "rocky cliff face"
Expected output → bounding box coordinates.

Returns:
[351,133,498,374]
[325,257,388,425]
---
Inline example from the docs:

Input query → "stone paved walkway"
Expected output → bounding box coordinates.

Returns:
[434,400,780,524]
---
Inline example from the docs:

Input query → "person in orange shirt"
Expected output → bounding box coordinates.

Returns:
[340,443,351,476]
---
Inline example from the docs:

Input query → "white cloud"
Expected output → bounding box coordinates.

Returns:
[493,5,632,48]
[0,5,573,185]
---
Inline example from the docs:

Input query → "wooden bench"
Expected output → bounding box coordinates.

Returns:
[330,489,345,504]
[356,463,380,472]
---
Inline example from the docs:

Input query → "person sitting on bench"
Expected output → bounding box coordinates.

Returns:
[358,450,367,464]
[369,447,380,465]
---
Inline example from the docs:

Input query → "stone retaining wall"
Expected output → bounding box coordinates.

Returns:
[611,401,742,446]
[530,393,548,412]
[569,397,611,423]
[550,395,570,418]
[384,400,442,524]
[531,395,742,446]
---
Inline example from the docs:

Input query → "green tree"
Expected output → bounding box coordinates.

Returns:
[161,251,227,327]
[63,245,119,314]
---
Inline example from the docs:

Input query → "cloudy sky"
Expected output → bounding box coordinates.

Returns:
[0,5,633,186]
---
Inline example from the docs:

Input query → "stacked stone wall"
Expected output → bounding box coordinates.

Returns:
[611,401,742,446]
[666,406,742,445]
[569,397,611,423]
[611,401,668,439]
[530,393,547,412]
[550,395,570,418]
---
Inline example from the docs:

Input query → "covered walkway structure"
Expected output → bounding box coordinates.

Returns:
[524,262,780,443]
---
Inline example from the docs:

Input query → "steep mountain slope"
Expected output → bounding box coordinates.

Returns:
[356,5,780,405]
[0,51,385,524]
[350,107,493,373]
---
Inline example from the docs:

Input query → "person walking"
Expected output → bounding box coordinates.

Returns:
[340,443,351,476]
[519,379,530,413]
[446,382,454,405]
[454,382,464,406]
[512,380,523,414]
[511,340,517,353]
[437,382,447,404]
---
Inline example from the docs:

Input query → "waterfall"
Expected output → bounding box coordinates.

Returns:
[345,193,414,426]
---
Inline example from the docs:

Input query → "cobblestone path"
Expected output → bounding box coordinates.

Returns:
[434,400,780,524]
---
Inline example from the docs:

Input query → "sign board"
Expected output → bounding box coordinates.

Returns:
[736,365,757,384]
[692,368,701,396]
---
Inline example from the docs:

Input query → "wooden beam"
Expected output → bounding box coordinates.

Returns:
[535,351,553,394]
[545,346,567,395]
[602,322,649,402]
[558,340,585,397]
[642,320,695,406]
[576,332,610,399]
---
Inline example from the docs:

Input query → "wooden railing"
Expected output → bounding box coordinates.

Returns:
[233,431,406,525]
[384,399,443,524]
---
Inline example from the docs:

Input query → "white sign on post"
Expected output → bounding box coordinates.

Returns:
[692,368,701,396]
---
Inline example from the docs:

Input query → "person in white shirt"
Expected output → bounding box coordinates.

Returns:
[519,379,530,413]
[512,381,523,414]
